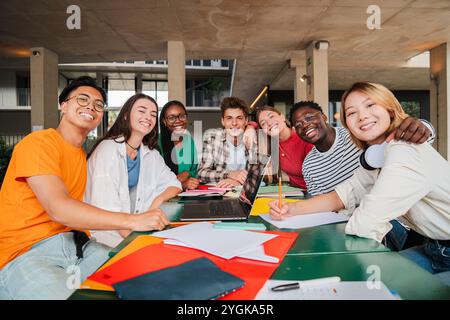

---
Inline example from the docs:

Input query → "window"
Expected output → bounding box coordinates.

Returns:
[400,101,420,119]
[107,79,135,108]
[16,72,30,106]
[142,80,168,107]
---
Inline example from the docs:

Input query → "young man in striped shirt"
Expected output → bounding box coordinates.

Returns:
[290,101,434,197]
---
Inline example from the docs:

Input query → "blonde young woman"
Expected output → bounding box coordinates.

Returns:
[269,82,450,276]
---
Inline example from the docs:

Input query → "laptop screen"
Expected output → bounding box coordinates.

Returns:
[239,154,271,206]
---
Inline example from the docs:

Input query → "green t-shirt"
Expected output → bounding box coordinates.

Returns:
[158,132,198,177]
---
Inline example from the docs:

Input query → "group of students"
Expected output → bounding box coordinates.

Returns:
[0,76,449,300]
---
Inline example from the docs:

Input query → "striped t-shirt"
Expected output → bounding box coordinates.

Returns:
[302,127,361,196]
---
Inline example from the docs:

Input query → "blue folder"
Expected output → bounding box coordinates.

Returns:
[113,257,245,300]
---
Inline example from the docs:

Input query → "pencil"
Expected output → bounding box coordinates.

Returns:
[278,176,282,209]
[169,221,193,226]
[169,221,219,227]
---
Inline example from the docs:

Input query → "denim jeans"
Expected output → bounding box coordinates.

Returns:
[400,241,450,275]
[384,220,409,251]
[0,232,110,300]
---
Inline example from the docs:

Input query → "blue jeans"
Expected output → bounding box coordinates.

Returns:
[384,220,409,251]
[0,232,110,300]
[400,241,450,275]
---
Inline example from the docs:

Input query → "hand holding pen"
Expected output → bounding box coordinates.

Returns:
[268,199,294,220]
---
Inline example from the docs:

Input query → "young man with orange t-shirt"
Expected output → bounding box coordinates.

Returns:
[0,76,169,299]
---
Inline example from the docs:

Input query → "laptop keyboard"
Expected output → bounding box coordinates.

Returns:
[209,201,236,216]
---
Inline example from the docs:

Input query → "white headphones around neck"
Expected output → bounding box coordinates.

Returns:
[360,142,387,170]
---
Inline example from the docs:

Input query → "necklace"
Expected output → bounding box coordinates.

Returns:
[126,141,140,151]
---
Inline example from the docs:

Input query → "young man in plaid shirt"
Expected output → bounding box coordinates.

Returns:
[197,97,257,188]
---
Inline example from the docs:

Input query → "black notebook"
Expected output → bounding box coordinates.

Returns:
[113,257,245,300]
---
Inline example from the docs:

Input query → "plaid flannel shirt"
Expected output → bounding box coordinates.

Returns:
[197,128,258,183]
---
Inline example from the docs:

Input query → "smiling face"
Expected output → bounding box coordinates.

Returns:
[221,108,248,137]
[129,98,158,137]
[163,104,187,135]
[59,86,104,132]
[291,107,328,144]
[258,110,287,137]
[343,91,391,145]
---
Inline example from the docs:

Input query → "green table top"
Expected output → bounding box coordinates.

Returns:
[271,222,390,256]
[272,252,450,300]
[70,189,446,300]
[71,252,450,300]
[109,220,389,258]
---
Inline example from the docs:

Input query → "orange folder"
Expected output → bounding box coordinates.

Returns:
[81,235,163,291]
[88,231,298,300]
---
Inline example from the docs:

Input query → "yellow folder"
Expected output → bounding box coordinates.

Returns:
[250,197,302,216]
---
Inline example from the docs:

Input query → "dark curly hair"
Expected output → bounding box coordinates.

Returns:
[159,100,188,174]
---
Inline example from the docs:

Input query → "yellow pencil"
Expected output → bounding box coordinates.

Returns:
[278,176,282,209]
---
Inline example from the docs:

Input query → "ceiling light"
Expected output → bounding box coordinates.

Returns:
[300,74,311,84]
[315,40,329,51]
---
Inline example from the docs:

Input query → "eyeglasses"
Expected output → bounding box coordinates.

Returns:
[165,113,187,124]
[293,111,322,129]
[65,93,106,112]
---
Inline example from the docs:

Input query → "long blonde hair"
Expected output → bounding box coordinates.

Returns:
[340,82,408,149]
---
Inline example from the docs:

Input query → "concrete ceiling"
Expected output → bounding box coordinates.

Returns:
[1,0,449,101]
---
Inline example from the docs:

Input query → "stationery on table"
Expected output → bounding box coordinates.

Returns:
[113,257,245,300]
[259,211,349,229]
[212,222,267,231]
[278,177,282,209]
[178,185,236,197]
[164,239,279,263]
[256,191,304,198]
[270,276,341,291]
[152,222,278,259]
[81,235,164,291]
[250,197,300,216]
[256,279,397,300]
[197,185,234,192]
[177,189,226,197]
[87,230,298,300]
[257,185,304,198]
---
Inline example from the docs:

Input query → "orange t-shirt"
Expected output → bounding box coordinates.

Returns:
[0,128,87,269]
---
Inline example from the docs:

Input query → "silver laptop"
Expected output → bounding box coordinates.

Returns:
[179,155,270,221]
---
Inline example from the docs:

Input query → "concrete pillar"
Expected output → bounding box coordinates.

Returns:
[30,47,58,131]
[430,43,450,160]
[289,51,307,102]
[167,41,186,105]
[135,73,142,93]
[306,41,329,118]
[95,72,106,137]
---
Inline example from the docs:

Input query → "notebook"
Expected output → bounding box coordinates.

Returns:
[113,257,245,300]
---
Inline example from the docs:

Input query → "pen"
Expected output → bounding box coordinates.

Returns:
[270,276,341,292]
[278,177,282,209]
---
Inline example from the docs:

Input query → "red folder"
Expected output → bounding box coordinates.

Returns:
[88,230,297,300]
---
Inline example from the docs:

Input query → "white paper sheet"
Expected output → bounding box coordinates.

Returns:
[256,280,397,300]
[164,239,279,263]
[152,222,278,259]
[259,211,349,229]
